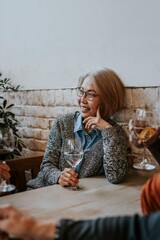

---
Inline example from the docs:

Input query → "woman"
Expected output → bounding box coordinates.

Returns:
[27,68,129,189]
[0,124,160,240]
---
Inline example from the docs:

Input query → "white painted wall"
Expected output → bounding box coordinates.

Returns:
[1,0,160,89]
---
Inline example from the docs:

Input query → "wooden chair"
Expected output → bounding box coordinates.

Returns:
[6,155,43,193]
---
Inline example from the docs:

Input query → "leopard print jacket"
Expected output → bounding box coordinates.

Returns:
[27,112,129,189]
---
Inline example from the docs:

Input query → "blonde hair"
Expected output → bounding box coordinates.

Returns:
[78,68,125,118]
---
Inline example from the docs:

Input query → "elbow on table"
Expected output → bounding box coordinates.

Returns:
[106,164,128,184]
[107,174,126,184]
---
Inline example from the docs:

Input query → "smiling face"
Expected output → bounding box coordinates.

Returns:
[77,75,101,119]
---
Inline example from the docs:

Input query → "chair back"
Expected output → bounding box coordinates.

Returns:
[6,155,43,193]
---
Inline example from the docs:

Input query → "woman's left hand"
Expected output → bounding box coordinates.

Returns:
[83,106,112,131]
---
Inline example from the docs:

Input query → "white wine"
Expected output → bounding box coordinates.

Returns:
[132,108,157,170]
[64,151,84,168]
[138,127,156,141]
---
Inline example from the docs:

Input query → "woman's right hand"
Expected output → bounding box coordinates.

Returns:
[58,168,79,187]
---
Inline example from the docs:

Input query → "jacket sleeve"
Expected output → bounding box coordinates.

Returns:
[57,212,160,240]
[101,124,128,183]
[27,118,62,189]
[40,118,62,184]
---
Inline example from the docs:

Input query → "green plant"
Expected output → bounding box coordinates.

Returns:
[0,73,25,158]
[0,73,20,91]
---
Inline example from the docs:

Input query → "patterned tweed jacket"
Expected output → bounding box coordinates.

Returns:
[27,112,128,189]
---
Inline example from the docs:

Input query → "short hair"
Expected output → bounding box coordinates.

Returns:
[78,68,126,118]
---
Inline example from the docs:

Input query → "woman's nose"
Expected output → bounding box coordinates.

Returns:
[80,93,88,102]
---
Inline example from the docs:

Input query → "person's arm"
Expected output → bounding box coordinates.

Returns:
[27,118,63,190]
[1,205,160,240]
[41,115,79,187]
[101,122,128,184]
[82,108,128,184]
[39,118,63,184]
[57,212,160,240]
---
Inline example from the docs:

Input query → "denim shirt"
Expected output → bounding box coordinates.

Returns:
[74,112,102,172]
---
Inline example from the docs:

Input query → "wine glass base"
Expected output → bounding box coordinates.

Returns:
[0,183,15,193]
[67,185,83,191]
[133,162,156,170]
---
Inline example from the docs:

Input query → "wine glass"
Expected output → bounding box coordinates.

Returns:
[0,128,16,194]
[64,137,84,190]
[132,108,158,170]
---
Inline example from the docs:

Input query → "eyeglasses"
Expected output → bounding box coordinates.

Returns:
[76,88,100,101]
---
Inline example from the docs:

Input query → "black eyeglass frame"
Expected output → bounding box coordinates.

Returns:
[76,87,100,101]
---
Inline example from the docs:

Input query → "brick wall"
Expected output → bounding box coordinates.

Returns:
[1,87,160,167]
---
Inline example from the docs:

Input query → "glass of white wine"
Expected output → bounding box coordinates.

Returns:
[64,137,84,190]
[132,108,158,170]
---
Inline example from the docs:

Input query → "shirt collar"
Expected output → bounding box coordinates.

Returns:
[74,112,83,132]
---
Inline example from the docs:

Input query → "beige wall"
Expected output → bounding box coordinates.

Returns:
[1,0,160,88]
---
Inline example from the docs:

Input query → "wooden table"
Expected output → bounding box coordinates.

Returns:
[0,172,151,221]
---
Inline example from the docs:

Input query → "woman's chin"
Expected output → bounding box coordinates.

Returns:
[80,112,90,119]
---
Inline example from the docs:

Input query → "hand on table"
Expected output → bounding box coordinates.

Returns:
[0,205,56,240]
[58,168,79,187]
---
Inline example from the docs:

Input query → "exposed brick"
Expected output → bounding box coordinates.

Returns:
[2,87,159,164]
[20,127,50,140]
[16,116,51,129]
[24,139,47,151]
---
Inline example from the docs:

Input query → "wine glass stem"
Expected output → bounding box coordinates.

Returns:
[142,142,147,163]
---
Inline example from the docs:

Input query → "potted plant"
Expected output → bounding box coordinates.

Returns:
[0,73,25,159]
